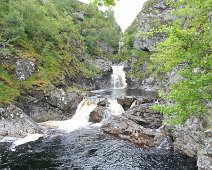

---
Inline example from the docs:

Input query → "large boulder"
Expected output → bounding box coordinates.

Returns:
[123,103,163,129]
[47,88,83,115]
[117,97,136,111]
[0,104,41,138]
[17,85,83,122]
[89,106,105,123]
[102,115,170,148]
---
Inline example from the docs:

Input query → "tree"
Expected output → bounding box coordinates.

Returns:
[94,0,116,6]
[152,0,212,125]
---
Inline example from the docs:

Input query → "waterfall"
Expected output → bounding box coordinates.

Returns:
[107,99,124,115]
[58,98,98,132]
[111,65,127,89]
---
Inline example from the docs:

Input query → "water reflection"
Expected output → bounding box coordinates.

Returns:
[91,89,158,98]
[0,127,197,170]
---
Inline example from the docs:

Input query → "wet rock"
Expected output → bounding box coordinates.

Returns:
[16,59,35,80]
[102,115,169,148]
[97,99,108,107]
[123,103,163,129]
[89,106,105,123]
[154,134,173,150]
[0,104,41,138]
[172,117,205,157]
[117,97,136,111]
[17,86,83,122]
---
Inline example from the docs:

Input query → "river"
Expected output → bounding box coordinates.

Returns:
[0,66,197,169]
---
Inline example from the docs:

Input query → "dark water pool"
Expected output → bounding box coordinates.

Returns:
[91,89,158,98]
[0,127,197,170]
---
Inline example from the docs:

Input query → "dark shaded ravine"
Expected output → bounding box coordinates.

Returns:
[0,127,197,170]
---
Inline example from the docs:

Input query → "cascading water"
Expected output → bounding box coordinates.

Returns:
[111,65,127,89]
[107,99,124,116]
[58,98,98,132]
[0,65,197,170]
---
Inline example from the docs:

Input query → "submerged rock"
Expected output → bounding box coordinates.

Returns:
[0,104,41,138]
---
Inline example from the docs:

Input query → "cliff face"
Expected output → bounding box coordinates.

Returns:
[120,0,212,169]
[0,0,121,106]
[0,0,120,137]
[133,0,174,52]
[118,0,175,87]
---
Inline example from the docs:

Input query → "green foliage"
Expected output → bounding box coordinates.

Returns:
[152,0,212,125]
[79,6,121,57]
[130,50,152,79]
[0,0,120,104]
[114,24,137,62]
[0,84,19,105]
[142,0,159,13]
[94,0,116,7]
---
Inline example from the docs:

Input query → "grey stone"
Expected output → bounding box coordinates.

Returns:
[172,117,205,157]
[72,11,84,21]
[123,103,163,129]
[89,106,105,123]
[98,42,115,54]
[0,104,41,138]
[17,86,83,122]
[16,59,35,80]
[197,133,212,170]
[102,115,169,148]
[92,58,112,73]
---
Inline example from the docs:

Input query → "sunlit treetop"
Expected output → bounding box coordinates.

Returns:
[94,0,116,6]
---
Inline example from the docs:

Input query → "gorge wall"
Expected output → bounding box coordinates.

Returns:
[119,0,212,169]
[0,0,120,137]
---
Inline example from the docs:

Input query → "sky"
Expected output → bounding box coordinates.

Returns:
[79,0,146,32]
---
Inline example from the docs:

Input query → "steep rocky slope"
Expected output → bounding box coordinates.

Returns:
[0,0,120,137]
[118,0,212,169]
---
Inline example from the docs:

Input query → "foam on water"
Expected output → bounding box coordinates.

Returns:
[9,134,43,151]
[58,98,98,132]
[107,99,124,115]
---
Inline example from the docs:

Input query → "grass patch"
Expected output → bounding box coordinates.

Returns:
[0,84,20,105]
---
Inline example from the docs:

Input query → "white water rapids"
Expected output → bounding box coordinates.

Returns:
[58,98,98,132]
[4,65,127,150]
